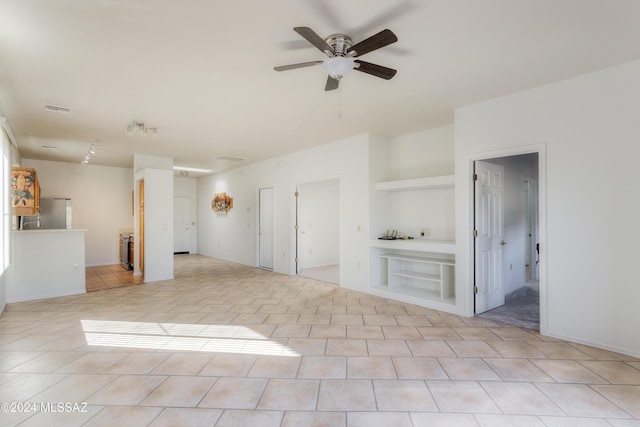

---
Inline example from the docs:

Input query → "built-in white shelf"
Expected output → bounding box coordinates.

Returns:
[374,174,454,191]
[377,252,455,304]
[370,239,456,254]
[370,285,455,305]
[369,173,456,309]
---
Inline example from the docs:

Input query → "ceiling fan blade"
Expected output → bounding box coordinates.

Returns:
[354,60,397,80]
[274,61,323,72]
[309,0,345,31]
[293,27,335,56]
[351,2,417,38]
[325,76,339,91]
[347,29,398,57]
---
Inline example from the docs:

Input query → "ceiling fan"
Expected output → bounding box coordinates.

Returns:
[274,27,398,91]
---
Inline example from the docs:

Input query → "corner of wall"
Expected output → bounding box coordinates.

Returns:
[0,265,12,317]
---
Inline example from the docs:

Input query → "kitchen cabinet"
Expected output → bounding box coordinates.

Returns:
[11,168,40,216]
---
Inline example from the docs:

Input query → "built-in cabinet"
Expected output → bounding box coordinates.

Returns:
[378,253,454,303]
[369,174,456,309]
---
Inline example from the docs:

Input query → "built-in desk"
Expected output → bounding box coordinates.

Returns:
[8,229,87,303]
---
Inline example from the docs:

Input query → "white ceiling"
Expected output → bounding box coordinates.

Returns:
[1,0,639,175]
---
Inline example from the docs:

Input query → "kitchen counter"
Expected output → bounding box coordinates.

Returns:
[7,229,87,303]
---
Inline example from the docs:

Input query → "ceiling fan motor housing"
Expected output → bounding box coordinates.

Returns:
[325,34,353,57]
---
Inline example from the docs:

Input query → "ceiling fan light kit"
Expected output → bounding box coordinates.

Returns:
[275,26,398,91]
[323,56,354,80]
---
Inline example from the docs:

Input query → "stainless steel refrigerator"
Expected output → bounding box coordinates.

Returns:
[29,197,73,229]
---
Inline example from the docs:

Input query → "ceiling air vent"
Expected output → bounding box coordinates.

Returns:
[43,104,71,114]
[216,155,246,162]
[40,144,59,150]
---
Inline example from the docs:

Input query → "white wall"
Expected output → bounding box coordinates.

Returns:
[135,168,174,283]
[174,177,198,254]
[455,60,640,357]
[133,154,175,282]
[197,134,371,290]
[389,126,455,179]
[0,270,7,315]
[21,159,133,266]
[7,230,86,302]
[0,120,12,314]
[298,179,339,269]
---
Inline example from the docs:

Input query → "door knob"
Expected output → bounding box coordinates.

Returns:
[500,240,507,246]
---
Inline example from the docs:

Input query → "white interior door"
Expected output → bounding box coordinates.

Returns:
[475,161,506,314]
[173,197,189,254]
[259,187,274,270]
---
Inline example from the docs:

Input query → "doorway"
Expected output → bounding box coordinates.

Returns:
[474,153,540,330]
[173,197,191,255]
[295,179,340,284]
[258,187,274,270]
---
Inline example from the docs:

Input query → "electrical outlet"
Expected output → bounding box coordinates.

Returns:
[421,228,431,237]
[73,264,79,271]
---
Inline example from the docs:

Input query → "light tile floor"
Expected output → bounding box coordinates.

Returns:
[85,264,143,292]
[1,254,639,426]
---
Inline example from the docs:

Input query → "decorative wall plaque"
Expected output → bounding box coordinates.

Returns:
[212,192,233,213]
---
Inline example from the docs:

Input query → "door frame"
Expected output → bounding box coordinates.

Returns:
[258,186,275,270]
[294,177,341,280]
[173,197,191,255]
[524,178,540,282]
[463,143,547,333]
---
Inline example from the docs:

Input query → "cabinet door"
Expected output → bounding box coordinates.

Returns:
[11,168,39,216]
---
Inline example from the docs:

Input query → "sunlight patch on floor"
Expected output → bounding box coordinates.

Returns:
[81,320,299,356]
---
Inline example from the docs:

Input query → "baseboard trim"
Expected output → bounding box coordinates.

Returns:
[545,330,640,359]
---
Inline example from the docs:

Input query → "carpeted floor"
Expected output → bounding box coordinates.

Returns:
[478,281,540,330]
[298,264,339,285]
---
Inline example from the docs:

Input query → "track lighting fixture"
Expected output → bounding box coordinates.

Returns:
[81,141,97,164]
